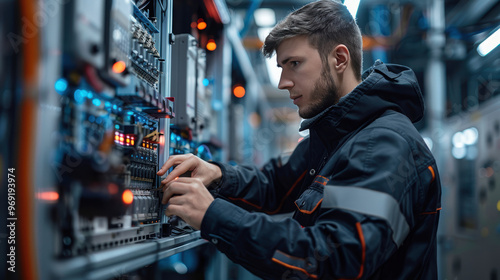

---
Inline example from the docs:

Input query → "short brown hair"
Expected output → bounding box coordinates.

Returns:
[262,0,363,80]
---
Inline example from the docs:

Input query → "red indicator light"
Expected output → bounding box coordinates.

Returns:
[108,183,119,195]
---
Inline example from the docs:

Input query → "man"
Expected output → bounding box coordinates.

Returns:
[157,0,441,279]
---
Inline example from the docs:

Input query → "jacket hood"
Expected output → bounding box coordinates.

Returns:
[300,60,424,135]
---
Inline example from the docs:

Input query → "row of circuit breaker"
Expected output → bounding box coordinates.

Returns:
[52,0,181,258]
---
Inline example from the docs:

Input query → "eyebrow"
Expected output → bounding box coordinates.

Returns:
[277,56,299,68]
[277,57,290,68]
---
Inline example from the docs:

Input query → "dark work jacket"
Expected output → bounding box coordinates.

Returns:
[200,61,441,279]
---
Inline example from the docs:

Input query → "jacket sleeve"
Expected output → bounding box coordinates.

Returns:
[212,137,310,214]
[200,127,436,279]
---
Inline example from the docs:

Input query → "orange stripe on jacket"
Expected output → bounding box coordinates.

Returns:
[338,222,366,280]
[428,166,436,182]
[295,198,323,214]
[419,207,442,215]
[271,258,318,279]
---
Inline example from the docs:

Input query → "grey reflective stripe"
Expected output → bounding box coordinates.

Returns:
[321,185,409,247]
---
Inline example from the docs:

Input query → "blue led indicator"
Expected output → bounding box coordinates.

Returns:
[176,136,181,141]
[115,124,120,130]
[202,78,209,87]
[213,100,222,111]
[113,104,118,110]
[74,90,85,104]
[54,78,68,94]
[87,92,93,99]
[105,102,111,107]
[127,111,134,115]
[95,117,102,124]
[171,134,176,141]
[118,107,122,112]
[92,98,101,106]
[88,115,96,123]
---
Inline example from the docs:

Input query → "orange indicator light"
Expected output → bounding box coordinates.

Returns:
[122,190,134,204]
[197,21,207,30]
[37,191,59,201]
[233,85,245,98]
[112,61,126,74]
[206,39,217,51]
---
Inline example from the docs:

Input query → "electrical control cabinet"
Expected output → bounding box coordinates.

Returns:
[5,1,210,279]
[101,0,132,86]
[196,49,210,136]
[55,0,172,259]
[63,0,106,69]
[170,34,198,131]
[438,97,500,280]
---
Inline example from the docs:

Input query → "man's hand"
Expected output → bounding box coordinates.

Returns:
[157,153,222,188]
[162,177,214,230]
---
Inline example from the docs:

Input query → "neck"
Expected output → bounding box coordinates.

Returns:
[338,72,361,98]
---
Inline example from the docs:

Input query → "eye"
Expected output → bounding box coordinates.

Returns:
[290,61,300,67]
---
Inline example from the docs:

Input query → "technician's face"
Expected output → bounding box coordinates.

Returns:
[276,36,339,119]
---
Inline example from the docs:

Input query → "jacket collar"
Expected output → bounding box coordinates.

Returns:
[299,60,424,152]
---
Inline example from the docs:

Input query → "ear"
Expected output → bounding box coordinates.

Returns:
[329,44,350,74]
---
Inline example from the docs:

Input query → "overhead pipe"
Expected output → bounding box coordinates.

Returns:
[239,0,263,38]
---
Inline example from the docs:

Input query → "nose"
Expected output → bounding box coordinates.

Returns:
[278,72,293,90]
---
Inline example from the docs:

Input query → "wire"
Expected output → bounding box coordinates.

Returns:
[138,0,150,10]
[136,0,149,9]
[157,0,166,13]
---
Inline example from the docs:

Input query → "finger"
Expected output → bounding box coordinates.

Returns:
[161,181,191,204]
[157,155,181,176]
[161,177,202,194]
[164,204,182,217]
[157,154,192,175]
[161,158,196,184]
[167,195,183,206]
[161,175,180,192]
